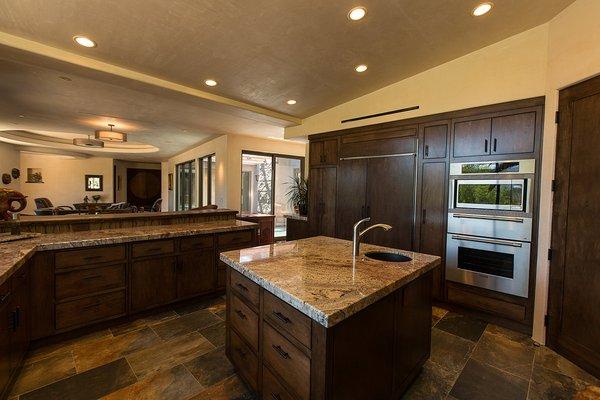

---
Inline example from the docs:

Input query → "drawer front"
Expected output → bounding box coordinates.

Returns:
[217,230,254,248]
[55,264,126,300]
[263,366,296,400]
[55,290,125,330]
[132,240,175,258]
[180,235,214,252]
[263,323,311,400]
[230,293,259,351]
[55,245,126,268]
[230,329,258,391]
[230,270,259,307]
[264,291,312,349]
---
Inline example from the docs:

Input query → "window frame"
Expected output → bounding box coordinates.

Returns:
[175,159,195,211]
[198,153,216,207]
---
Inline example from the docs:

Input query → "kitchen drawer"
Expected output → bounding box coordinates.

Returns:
[131,240,174,258]
[230,293,259,351]
[217,230,254,248]
[55,290,125,330]
[180,235,214,252]
[55,245,126,268]
[263,322,311,400]
[264,291,311,349]
[230,329,258,391]
[447,284,526,322]
[55,264,126,300]
[263,366,296,400]
[230,269,259,308]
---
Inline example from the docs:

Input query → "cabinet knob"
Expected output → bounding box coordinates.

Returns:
[484,139,489,153]
[493,138,498,152]
[424,145,429,157]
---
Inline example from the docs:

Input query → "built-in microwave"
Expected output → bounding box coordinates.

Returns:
[449,160,535,214]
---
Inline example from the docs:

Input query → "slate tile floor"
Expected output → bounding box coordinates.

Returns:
[8,298,599,400]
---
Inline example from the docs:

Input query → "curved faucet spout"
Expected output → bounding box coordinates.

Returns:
[352,220,393,258]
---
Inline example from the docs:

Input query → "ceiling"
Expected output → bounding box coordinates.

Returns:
[0,0,575,161]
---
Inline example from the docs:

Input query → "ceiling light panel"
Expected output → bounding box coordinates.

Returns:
[73,36,97,48]
[348,6,367,21]
[472,3,493,16]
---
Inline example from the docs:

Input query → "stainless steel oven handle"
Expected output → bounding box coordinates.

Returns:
[452,213,524,223]
[450,234,523,248]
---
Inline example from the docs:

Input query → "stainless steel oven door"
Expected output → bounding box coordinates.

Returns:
[453,179,528,212]
[446,233,530,298]
[448,213,532,241]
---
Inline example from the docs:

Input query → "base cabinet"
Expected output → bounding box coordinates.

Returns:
[131,256,177,312]
[226,268,433,400]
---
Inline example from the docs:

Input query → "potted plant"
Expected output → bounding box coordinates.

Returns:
[285,175,308,216]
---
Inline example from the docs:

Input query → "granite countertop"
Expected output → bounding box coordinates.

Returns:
[7,209,238,224]
[283,214,308,221]
[0,220,257,286]
[220,236,440,327]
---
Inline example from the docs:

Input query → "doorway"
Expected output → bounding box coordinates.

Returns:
[547,75,600,378]
[127,168,161,210]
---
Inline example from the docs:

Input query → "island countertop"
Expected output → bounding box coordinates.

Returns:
[0,219,257,286]
[220,236,440,327]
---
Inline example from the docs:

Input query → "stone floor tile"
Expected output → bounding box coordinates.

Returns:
[189,375,256,400]
[430,328,475,376]
[10,351,76,397]
[110,309,178,337]
[173,297,226,316]
[528,363,590,400]
[185,347,235,387]
[127,331,215,379]
[101,364,204,400]
[151,309,222,341]
[435,312,488,342]
[534,346,600,386]
[450,358,529,400]
[199,321,226,348]
[25,329,112,365]
[20,358,136,400]
[401,360,457,400]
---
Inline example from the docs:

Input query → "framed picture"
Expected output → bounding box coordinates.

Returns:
[26,168,43,183]
[168,173,173,191]
[85,175,103,191]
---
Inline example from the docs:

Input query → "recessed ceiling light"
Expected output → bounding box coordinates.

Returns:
[18,115,25,118]
[204,79,217,87]
[73,35,97,48]
[286,99,297,105]
[348,6,367,21]
[472,2,493,16]
[355,64,368,73]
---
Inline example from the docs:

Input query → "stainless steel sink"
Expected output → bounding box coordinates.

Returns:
[364,251,412,262]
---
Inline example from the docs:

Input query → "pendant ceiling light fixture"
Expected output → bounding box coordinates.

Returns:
[95,124,127,142]
[73,134,104,148]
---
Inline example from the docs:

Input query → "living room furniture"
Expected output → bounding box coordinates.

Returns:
[34,198,77,216]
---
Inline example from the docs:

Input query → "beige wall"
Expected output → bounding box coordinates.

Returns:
[0,142,21,191]
[113,159,161,203]
[162,135,306,212]
[20,153,113,214]
[285,24,549,138]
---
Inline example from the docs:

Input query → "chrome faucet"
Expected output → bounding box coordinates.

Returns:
[352,217,392,257]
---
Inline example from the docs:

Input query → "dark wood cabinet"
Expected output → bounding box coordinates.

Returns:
[131,256,177,312]
[285,217,310,241]
[309,139,338,167]
[236,214,275,244]
[423,122,448,159]
[308,167,337,237]
[490,112,536,155]
[418,162,447,300]
[453,118,492,157]
[336,159,367,240]
[177,250,214,299]
[0,282,11,395]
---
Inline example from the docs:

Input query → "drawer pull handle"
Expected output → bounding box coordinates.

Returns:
[235,309,247,320]
[83,274,102,280]
[83,255,103,261]
[235,348,247,359]
[236,283,249,292]
[271,394,282,400]
[82,302,100,310]
[273,311,291,324]
[146,247,163,253]
[272,344,290,360]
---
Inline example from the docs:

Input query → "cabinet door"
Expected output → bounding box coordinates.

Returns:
[309,141,324,167]
[308,167,322,235]
[419,162,447,300]
[491,112,536,155]
[322,139,339,165]
[320,167,337,237]
[453,118,491,157]
[423,123,448,159]
[0,300,10,393]
[131,256,177,311]
[336,159,367,240]
[366,156,415,250]
[177,250,215,299]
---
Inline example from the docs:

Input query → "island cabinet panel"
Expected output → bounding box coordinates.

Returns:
[230,269,260,307]
[131,256,177,312]
[264,291,312,349]
[177,250,214,299]
[262,366,296,400]
[230,292,259,351]
[216,230,258,290]
[230,329,259,391]
[54,245,126,268]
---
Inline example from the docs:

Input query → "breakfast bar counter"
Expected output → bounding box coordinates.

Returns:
[220,236,440,399]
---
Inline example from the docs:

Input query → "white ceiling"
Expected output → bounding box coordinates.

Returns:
[0,0,575,161]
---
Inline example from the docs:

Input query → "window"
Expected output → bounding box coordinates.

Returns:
[241,151,304,239]
[199,154,216,207]
[176,160,196,210]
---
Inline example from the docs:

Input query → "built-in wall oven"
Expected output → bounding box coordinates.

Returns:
[446,159,535,298]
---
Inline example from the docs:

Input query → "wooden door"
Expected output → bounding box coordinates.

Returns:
[10,284,29,371]
[336,159,367,240]
[365,156,415,250]
[320,167,337,237]
[322,139,339,165]
[309,141,324,167]
[419,162,447,300]
[131,256,177,311]
[423,123,448,159]
[452,118,491,157]
[491,112,536,155]
[177,251,215,299]
[127,168,162,209]
[548,75,600,377]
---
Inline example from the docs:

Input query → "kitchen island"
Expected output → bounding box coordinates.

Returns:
[220,236,440,400]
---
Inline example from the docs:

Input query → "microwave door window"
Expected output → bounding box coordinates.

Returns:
[456,180,525,211]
